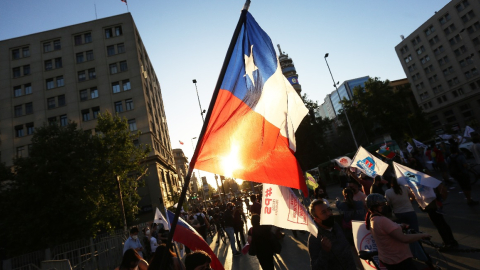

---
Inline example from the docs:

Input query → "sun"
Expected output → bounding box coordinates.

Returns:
[221,142,243,178]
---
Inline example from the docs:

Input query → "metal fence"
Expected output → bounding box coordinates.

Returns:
[2,223,148,270]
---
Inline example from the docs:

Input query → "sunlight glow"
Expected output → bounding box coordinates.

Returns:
[221,142,243,178]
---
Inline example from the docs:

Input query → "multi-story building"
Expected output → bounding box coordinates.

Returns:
[0,13,180,215]
[277,44,302,95]
[395,0,480,133]
[173,148,190,192]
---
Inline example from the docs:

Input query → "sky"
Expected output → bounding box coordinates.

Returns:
[1,0,451,189]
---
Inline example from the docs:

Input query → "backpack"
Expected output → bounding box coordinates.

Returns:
[196,213,206,226]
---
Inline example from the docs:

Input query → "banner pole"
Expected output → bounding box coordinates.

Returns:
[162,7,248,268]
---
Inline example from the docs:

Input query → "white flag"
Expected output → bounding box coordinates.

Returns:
[438,134,452,140]
[334,156,352,168]
[260,183,318,237]
[352,221,387,270]
[154,207,169,229]
[464,126,475,138]
[393,162,441,208]
[350,146,389,178]
[413,139,427,148]
[406,142,414,153]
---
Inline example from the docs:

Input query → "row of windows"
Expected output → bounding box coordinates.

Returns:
[114,99,134,113]
[14,103,33,117]
[12,47,30,60]
[107,43,125,56]
[12,65,30,78]
[13,84,32,97]
[78,68,96,82]
[43,40,61,53]
[81,107,100,121]
[76,50,94,63]
[15,123,35,138]
[47,95,66,109]
[46,76,65,89]
[45,57,62,71]
[110,61,128,74]
[80,87,99,101]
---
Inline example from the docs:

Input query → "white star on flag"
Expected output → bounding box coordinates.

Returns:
[244,45,258,86]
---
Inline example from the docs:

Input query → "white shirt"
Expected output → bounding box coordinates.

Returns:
[150,236,158,253]
[385,186,414,214]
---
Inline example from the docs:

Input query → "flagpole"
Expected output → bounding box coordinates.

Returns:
[162,4,249,267]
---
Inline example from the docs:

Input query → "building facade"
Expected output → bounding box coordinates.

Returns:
[277,44,302,95]
[395,0,480,133]
[0,13,180,215]
[173,148,191,193]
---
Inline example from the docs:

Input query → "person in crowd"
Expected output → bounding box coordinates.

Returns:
[116,248,149,270]
[339,168,349,189]
[385,177,418,231]
[185,251,211,270]
[348,170,373,196]
[148,244,184,270]
[224,203,241,256]
[150,229,159,254]
[308,200,356,270]
[248,214,279,270]
[314,187,330,206]
[141,227,152,261]
[150,223,159,240]
[448,146,479,205]
[244,196,250,215]
[365,194,431,270]
[370,175,385,196]
[123,227,144,258]
[347,180,367,202]
[233,205,246,250]
[250,195,261,215]
[193,208,209,240]
[335,188,366,245]
[470,132,480,165]
[432,142,455,186]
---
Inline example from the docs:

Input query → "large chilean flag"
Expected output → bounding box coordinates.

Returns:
[193,12,309,195]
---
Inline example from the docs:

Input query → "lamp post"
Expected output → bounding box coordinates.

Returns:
[324,53,358,149]
[192,79,206,123]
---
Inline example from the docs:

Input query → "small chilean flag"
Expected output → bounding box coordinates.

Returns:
[179,140,184,145]
[121,0,127,4]
[193,12,309,195]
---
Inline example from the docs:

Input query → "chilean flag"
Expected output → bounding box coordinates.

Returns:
[165,210,224,270]
[194,12,309,195]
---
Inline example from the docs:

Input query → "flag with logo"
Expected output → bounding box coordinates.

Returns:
[260,183,318,237]
[352,221,387,270]
[192,11,309,195]
[153,208,169,229]
[464,126,475,138]
[413,139,427,149]
[351,146,389,178]
[165,210,224,270]
[376,148,395,159]
[305,172,319,190]
[393,162,441,208]
[334,156,352,168]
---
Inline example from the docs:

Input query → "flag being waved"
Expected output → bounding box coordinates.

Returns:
[153,208,169,229]
[179,140,184,145]
[464,126,475,138]
[260,183,318,237]
[413,139,427,149]
[393,162,441,208]
[351,146,389,178]
[334,156,352,168]
[305,172,319,190]
[165,210,224,270]
[193,12,309,195]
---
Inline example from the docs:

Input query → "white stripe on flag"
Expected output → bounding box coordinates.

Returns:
[350,146,389,178]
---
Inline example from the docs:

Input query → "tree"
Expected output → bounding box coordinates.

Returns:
[0,112,150,257]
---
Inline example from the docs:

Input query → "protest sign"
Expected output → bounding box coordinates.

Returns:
[352,221,387,270]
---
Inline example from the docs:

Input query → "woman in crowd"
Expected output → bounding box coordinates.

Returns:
[233,205,246,250]
[148,244,185,270]
[385,177,418,231]
[116,248,149,270]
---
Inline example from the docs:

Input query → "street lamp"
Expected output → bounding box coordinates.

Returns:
[192,79,206,123]
[324,53,358,149]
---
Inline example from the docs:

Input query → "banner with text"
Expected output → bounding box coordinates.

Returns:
[260,183,318,237]
[352,221,387,270]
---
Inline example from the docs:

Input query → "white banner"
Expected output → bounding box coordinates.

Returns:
[413,139,427,148]
[334,156,352,168]
[464,126,475,138]
[351,146,389,178]
[393,162,441,208]
[352,221,387,270]
[260,183,318,237]
[154,207,169,229]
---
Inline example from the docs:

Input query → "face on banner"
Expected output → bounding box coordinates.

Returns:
[352,221,387,270]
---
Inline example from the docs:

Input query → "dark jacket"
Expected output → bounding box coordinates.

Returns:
[224,209,235,227]
[308,222,356,270]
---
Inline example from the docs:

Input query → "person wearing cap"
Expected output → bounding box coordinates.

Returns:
[365,193,431,269]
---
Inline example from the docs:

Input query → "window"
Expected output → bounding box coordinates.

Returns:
[126,99,134,111]
[433,85,443,94]
[114,101,123,113]
[90,88,98,99]
[13,67,20,78]
[105,28,113,39]
[55,58,62,69]
[74,35,82,45]
[437,95,448,104]
[58,95,66,107]
[107,45,115,56]
[92,107,100,119]
[12,49,20,59]
[46,78,54,89]
[424,65,434,74]
[25,102,33,114]
[452,88,464,98]
[423,101,433,110]
[78,71,86,82]
[86,50,94,61]
[115,26,123,36]
[424,25,435,36]
[411,36,421,46]
[80,89,88,101]
[56,76,64,87]
[44,60,52,71]
[117,43,125,53]
[60,115,68,126]
[123,79,131,91]
[444,109,456,122]
[454,45,467,56]
[416,82,425,90]
[48,117,57,125]
[400,45,409,54]
[438,56,449,65]
[15,125,24,138]
[408,63,416,72]
[419,91,429,100]
[449,34,462,45]
[444,24,456,35]
[404,54,412,63]
[112,82,121,93]
[120,61,128,72]
[128,119,137,131]
[82,109,90,121]
[14,86,22,97]
[416,46,425,55]
[53,40,61,50]
[412,73,420,81]
[44,42,52,52]
[25,83,32,95]
[17,146,25,157]
[420,55,430,64]
[47,97,56,109]
[465,68,478,79]
[110,63,118,74]
[447,77,460,87]
[14,105,23,117]
[88,68,96,79]
[22,47,30,57]
[443,66,454,76]
[473,37,480,45]
[23,65,30,75]
[76,52,84,63]
[85,33,92,43]
[26,123,34,135]
[428,75,438,84]
[439,13,451,25]
[429,35,440,45]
